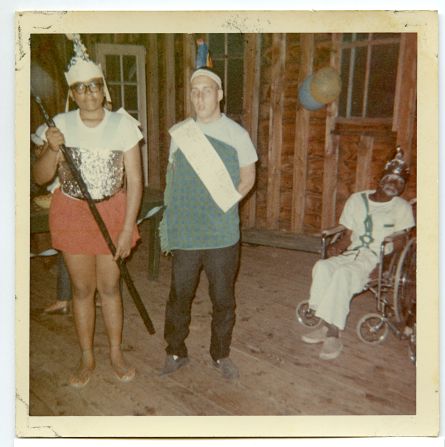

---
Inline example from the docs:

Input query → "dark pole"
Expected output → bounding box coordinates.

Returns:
[33,94,155,335]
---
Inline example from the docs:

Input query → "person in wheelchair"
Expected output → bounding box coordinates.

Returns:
[301,148,415,360]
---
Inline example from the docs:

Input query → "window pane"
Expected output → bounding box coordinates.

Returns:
[355,33,369,41]
[124,85,138,110]
[212,60,225,85]
[374,33,400,40]
[367,43,399,117]
[228,33,244,56]
[338,48,351,117]
[350,46,367,116]
[108,84,122,109]
[208,33,225,57]
[227,58,244,115]
[342,34,353,43]
[106,55,121,82]
[123,55,137,82]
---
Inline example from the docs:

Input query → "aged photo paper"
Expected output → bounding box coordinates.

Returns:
[15,10,439,438]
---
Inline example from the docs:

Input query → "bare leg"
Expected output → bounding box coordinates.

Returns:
[96,255,135,382]
[63,253,97,387]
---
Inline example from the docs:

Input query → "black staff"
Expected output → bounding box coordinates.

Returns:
[33,94,155,335]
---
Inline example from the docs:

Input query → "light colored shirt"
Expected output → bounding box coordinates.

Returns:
[169,114,258,167]
[340,190,415,254]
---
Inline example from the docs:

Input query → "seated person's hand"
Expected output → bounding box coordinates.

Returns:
[327,243,345,257]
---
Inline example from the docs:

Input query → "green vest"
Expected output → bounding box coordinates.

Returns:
[160,135,240,251]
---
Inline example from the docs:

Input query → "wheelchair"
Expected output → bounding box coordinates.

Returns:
[296,199,417,363]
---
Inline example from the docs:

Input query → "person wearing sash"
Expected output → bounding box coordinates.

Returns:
[159,68,258,379]
[32,35,143,387]
[301,149,415,360]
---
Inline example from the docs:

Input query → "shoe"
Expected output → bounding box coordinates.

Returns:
[43,301,70,315]
[160,355,189,376]
[213,357,240,380]
[319,337,343,360]
[301,326,328,344]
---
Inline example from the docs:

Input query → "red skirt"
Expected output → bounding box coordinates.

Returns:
[49,188,140,255]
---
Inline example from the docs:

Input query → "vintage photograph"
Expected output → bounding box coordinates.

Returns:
[16,10,438,438]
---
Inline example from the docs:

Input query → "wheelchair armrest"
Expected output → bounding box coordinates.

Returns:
[321,225,347,259]
[321,224,347,238]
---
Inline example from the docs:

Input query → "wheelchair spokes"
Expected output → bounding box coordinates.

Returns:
[357,313,389,345]
[296,300,321,328]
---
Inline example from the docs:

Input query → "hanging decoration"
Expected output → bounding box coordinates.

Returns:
[298,66,342,111]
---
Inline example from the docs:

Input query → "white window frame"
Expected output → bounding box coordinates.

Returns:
[95,43,148,185]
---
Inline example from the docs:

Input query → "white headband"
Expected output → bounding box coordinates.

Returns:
[190,69,222,89]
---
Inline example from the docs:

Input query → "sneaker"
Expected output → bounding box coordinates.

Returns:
[160,355,189,376]
[213,357,240,380]
[319,337,343,360]
[301,326,328,344]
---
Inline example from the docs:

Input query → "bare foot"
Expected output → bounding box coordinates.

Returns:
[69,350,95,388]
[110,346,135,383]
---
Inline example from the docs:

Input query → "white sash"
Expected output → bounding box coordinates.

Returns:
[169,118,241,213]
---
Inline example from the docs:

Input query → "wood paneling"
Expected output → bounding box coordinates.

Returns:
[291,34,314,232]
[321,34,342,229]
[146,35,161,188]
[182,35,195,118]
[355,135,374,191]
[394,33,417,165]
[30,32,417,237]
[266,34,287,229]
[163,34,176,131]
[240,34,261,229]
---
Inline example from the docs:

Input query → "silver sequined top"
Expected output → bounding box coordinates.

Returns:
[58,147,124,201]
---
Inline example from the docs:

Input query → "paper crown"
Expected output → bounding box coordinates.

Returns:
[64,34,111,110]
[383,147,410,180]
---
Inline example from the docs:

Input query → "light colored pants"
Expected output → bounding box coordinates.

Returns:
[308,249,379,330]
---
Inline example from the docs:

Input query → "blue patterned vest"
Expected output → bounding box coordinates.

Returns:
[160,135,240,251]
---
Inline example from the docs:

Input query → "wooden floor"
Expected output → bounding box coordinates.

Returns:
[29,226,416,416]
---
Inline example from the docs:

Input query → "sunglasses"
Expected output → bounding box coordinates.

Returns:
[71,80,104,94]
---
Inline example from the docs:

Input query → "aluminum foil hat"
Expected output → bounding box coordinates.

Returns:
[64,33,111,111]
[382,147,410,181]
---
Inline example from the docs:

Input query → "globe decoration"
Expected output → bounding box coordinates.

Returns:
[298,75,324,111]
[310,67,342,104]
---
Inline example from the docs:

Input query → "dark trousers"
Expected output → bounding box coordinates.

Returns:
[164,242,240,361]
[57,253,72,301]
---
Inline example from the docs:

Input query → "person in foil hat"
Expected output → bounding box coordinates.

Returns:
[301,148,415,360]
[32,34,143,387]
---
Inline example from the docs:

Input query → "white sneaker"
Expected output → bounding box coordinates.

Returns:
[301,326,328,344]
[319,337,343,360]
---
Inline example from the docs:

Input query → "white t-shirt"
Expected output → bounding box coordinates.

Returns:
[168,114,258,167]
[36,108,142,153]
[340,190,415,254]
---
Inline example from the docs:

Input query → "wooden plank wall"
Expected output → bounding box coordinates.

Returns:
[30,32,417,237]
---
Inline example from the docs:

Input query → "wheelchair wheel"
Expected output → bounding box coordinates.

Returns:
[356,313,389,345]
[393,238,416,324]
[296,300,321,328]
